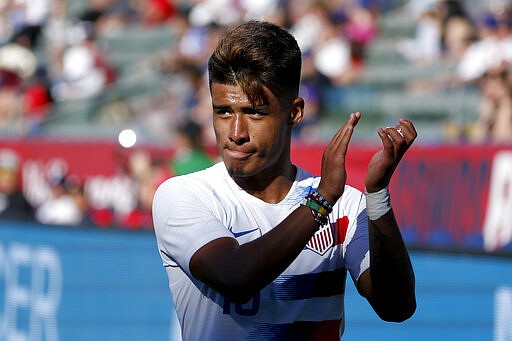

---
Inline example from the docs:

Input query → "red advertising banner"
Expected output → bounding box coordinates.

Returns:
[0,138,510,253]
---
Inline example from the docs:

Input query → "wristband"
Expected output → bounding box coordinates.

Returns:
[309,208,328,226]
[301,197,329,226]
[302,197,329,216]
[311,191,333,213]
[365,186,391,221]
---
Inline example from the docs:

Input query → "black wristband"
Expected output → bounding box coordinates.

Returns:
[311,191,333,213]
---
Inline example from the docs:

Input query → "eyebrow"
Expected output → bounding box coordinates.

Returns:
[212,104,231,110]
[212,104,267,111]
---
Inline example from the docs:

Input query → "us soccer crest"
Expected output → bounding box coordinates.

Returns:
[306,223,333,255]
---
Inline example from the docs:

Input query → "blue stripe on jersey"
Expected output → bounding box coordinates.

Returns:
[248,319,341,341]
[269,268,346,300]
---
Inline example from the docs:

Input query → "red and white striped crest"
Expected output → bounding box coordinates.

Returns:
[306,223,333,255]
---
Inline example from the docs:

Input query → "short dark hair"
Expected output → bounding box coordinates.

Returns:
[207,21,302,106]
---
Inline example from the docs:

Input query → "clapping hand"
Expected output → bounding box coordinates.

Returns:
[317,112,361,204]
[365,119,417,193]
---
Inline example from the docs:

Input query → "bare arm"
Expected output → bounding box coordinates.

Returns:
[357,119,417,322]
[358,211,416,322]
[190,113,361,303]
[190,206,320,303]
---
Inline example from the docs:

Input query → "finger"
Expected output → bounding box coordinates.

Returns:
[339,124,354,152]
[353,111,362,123]
[377,128,394,156]
[333,112,360,141]
[340,112,361,150]
[398,119,417,143]
[382,127,410,160]
[396,128,405,139]
[396,125,413,145]
[330,112,360,151]
[383,126,406,145]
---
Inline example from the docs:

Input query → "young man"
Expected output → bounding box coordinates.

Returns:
[153,20,416,340]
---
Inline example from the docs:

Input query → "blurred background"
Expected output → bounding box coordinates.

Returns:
[0,0,511,340]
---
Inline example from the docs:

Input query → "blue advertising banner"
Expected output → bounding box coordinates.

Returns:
[343,252,512,341]
[1,221,512,341]
[0,221,180,341]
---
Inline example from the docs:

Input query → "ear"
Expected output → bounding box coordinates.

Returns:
[288,97,304,126]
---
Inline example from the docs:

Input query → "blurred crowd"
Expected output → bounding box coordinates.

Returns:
[0,0,512,229]
[396,0,512,143]
[0,0,398,142]
[0,118,216,229]
[1,0,511,143]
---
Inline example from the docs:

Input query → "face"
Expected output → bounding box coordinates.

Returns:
[211,83,303,180]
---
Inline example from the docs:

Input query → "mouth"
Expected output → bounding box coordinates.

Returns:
[225,148,252,160]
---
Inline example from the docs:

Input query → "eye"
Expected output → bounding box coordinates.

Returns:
[247,108,266,117]
[215,108,232,117]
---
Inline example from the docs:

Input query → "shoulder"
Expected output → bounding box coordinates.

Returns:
[153,162,232,212]
[155,162,223,194]
[152,163,227,227]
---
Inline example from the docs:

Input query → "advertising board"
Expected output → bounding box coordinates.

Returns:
[1,222,511,341]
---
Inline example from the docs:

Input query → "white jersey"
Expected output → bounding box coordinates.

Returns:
[153,162,369,341]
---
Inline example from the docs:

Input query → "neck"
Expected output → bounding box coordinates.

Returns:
[233,164,297,204]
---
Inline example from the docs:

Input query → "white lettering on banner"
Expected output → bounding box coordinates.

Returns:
[0,243,62,341]
[22,158,70,208]
[483,151,512,251]
[22,160,53,208]
[84,175,137,215]
[21,157,138,215]
[495,287,512,341]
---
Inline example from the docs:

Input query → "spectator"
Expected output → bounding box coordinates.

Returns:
[139,0,177,26]
[468,66,512,143]
[441,13,474,62]
[169,119,215,176]
[343,3,378,66]
[5,0,51,50]
[35,171,84,226]
[0,148,35,221]
[290,1,368,86]
[437,0,474,62]
[21,67,53,134]
[187,0,242,27]
[119,150,170,229]
[51,21,116,101]
[0,39,37,133]
[396,0,474,65]
[456,11,512,83]
[396,7,442,65]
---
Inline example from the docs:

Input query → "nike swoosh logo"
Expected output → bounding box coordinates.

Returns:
[228,226,259,238]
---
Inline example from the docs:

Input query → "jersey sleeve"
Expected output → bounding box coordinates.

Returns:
[152,176,234,277]
[343,189,370,284]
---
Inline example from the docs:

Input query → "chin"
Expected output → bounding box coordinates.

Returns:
[225,164,250,178]
[224,159,257,179]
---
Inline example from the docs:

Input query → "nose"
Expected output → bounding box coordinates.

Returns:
[229,113,249,145]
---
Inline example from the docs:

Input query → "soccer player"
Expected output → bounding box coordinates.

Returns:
[153,20,416,340]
